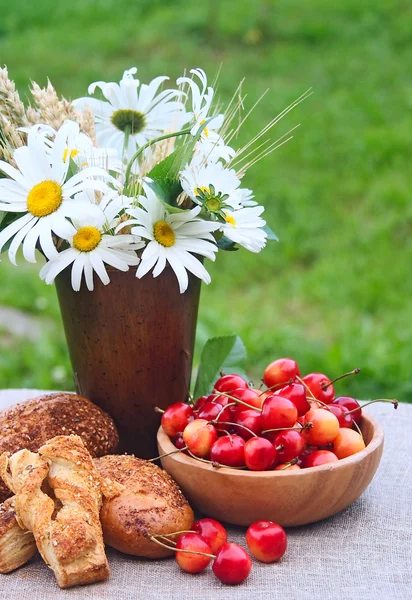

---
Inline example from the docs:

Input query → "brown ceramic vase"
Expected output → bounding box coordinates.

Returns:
[55,267,201,458]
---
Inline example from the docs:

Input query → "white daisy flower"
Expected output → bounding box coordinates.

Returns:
[24,120,123,174]
[229,188,258,209]
[220,206,269,253]
[126,189,220,293]
[40,203,143,292]
[0,125,112,264]
[180,161,241,215]
[73,68,186,163]
[177,68,235,163]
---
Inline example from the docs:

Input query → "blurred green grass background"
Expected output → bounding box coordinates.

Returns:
[0,0,411,400]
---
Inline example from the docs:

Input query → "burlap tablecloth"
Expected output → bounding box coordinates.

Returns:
[0,389,410,600]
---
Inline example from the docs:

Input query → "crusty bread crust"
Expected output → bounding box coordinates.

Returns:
[0,393,119,503]
[95,455,194,559]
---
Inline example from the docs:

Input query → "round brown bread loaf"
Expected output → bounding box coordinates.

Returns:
[0,393,119,503]
[94,455,194,558]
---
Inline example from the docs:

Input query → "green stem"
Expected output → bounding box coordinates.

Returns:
[124,128,191,186]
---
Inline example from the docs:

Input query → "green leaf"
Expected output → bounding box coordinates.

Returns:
[194,334,248,398]
[263,224,279,241]
[146,117,216,209]
[217,236,239,251]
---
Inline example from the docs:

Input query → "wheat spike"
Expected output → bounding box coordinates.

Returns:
[80,105,98,145]
[0,66,28,127]
[30,79,80,130]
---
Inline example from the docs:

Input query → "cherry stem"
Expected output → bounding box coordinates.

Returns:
[186,448,247,470]
[148,535,216,559]
[345,398,398,415]
[261,422,313,435]
[214,402,237,422]
[278,458,299,470]
[154,406,165,414]
[322,368,361,390]
[158,535,177,546]
[148,446,189,462]
[214,391,262,412]
[155,530,196,538]
[296,376,317,401]
[210,420,258,438]
[307,397,329,408]
[352,419,364,439]
[259,378,295,396]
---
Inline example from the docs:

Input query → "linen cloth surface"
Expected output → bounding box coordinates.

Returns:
[0,389,410,600]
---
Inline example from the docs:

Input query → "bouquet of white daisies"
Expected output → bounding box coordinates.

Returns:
[0,66,308,293]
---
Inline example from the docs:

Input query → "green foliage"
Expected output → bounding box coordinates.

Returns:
[0,0,410,402]
[194,335,248,398]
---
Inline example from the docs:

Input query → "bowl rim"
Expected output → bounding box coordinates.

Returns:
[156,411,384,477]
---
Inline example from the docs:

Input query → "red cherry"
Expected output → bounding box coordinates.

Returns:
[183,419,218,458]
[302,373,335,404]
[325,404,353,428]
[234,409,262,440]
[174,434,186,450]
[244,437,277,471]
[302,408,340,446]
[273,430,306,463]
[333,396,362,424]
[263,358,300,389]
[193,519,228,554]
[246,520,287,563]
[212,542,252,585]
[214,374,248,394]
[231,388,263,412]
[193,395,209,412]
[304,449,339,468]
[261,395,298,431]
[198,401,224,421]
[333,428,365,458]
[275,383,310,416]
[210,434,246,467]
[161,402,194,437]
[175,533,213,573]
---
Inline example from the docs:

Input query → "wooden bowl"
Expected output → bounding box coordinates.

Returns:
[157,413,384,527]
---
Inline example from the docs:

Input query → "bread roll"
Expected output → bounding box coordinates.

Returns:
[0,393,119,503]
[95,455,194,558]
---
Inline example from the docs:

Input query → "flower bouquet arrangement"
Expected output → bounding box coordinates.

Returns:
[0,65,310,456]
[0,66,309,293]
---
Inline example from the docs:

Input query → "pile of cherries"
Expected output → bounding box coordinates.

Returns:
[149,517,287,585]
[161,358,396,470]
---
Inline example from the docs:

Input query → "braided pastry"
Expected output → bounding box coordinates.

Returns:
[0,435,109,588]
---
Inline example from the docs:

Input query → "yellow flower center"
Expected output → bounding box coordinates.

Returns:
[63,148,79,162]
[73,226,102,252]
[225,213,236,227]
[27,181,63,218]
[153,220,175,247]
[200,119,209,137]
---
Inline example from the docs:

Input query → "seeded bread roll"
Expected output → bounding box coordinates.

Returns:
[94,455,194,558]
[0,393,119,503]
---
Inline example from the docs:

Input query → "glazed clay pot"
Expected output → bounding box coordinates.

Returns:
[55,267,201,458]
